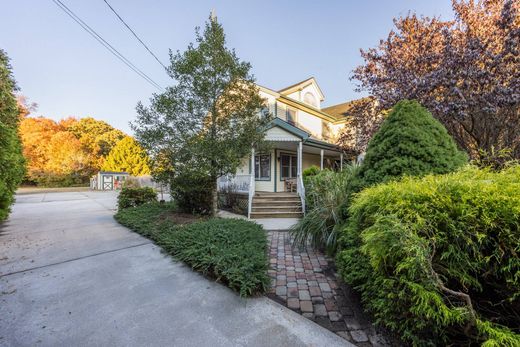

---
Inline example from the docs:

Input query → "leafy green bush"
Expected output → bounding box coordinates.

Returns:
[0,50,25,222]
[117,187,157,210]
[291,164,360,251]
[356,100,467,187]
[0,123,25,221]
[303,165,321,179]
[170,172,213,214]
[115,203,269,297]
[336,166,520,346]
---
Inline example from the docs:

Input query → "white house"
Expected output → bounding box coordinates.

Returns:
[218,77,352,219]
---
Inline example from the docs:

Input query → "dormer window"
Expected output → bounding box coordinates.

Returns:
[304,92,317,107]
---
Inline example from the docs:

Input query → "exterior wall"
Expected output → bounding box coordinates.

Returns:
[255,148,276,192]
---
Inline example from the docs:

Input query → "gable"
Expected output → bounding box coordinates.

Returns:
[265,126,302,142]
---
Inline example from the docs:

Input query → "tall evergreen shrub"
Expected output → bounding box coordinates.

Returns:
[357,100,467,186]
[0,50,25,221]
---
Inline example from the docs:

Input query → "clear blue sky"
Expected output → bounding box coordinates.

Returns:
[1,1,454,134]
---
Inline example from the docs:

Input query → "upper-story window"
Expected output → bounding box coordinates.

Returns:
[286,107,297,125]
[304,92,317,107]
[322,120,331,140]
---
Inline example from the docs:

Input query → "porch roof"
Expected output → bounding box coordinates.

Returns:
[265,118,342,152]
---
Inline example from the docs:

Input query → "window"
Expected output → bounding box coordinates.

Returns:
[304,92,317,107]
[322,120,331,140]
[286,107,297,125]
[255,154,270,180]
[280,154,297,180]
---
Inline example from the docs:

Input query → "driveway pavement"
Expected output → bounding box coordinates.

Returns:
[0,191,350,347]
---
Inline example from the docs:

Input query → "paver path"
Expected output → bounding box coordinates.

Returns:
[0,191,351,347]
[267,231,392,346]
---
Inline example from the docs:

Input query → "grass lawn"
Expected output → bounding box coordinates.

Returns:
[115,202,270,297]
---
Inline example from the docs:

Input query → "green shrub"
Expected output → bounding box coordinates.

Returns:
[303,165,321,179]
[357,100,467,187]
[170,172,213,214]
[0,50,25,222]
[117,187,157,210]
[0,123,25,221]
[291,164,360,251]
[115,203,269,297]
[336,166,520,346]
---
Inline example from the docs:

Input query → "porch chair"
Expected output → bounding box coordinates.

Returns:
[284,178,297,193]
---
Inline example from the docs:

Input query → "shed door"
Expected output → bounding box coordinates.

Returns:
[102,175,113,190]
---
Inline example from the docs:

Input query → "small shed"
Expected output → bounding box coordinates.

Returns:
[91,171,130,190]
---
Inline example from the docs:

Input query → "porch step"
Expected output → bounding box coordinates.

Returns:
[253,197,301,203]
[250,192,303,219]
[251,206,302,213]
[250,211,304,219]
[252,200,302,207]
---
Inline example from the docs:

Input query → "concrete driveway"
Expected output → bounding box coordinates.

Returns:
[0,191,350,347]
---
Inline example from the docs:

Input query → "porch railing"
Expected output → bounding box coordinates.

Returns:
[217,174,251,193]
[248,174,255,218]
[297,174,306,215]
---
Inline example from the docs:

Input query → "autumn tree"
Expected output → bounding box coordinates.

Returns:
[19,116,61,181]
[102,136,151,176]
[0,49,25,221]
[133,15,270,215]
[19,115,127,185]
[44,131,91,184]
[352,0,520,160]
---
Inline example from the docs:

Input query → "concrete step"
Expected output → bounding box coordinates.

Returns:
[250,211,304,219]
[251,206,302,213]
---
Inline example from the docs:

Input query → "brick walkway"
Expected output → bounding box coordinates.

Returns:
[267,231,392,346]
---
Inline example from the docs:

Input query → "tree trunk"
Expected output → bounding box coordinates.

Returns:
[211,176,218,217]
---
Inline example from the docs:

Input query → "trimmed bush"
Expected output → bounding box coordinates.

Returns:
[0,50,25,222]
[115,203,269,297]
[357,100,467,187]
[336,166,520,346]
[117,187,157,210]
[170,172,213,214]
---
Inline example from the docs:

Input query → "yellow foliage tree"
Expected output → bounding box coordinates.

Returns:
[102,136,151,176]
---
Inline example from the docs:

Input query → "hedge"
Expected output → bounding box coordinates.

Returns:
[336,166,520,346]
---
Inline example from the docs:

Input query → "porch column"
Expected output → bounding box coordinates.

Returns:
[320,149,324,170]
[340,153,344,171]
[298,141,303,177]
[251,147,255,178]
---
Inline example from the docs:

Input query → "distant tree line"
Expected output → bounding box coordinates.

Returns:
[19,114,150,186]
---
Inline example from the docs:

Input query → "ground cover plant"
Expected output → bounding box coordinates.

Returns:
[115,203,269,297]
[336,165,520,346]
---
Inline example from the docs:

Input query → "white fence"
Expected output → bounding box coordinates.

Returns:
[217,174,251,193]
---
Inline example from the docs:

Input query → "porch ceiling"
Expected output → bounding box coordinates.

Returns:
[269,140,341,157]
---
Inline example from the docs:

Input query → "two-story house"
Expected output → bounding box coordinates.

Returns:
[219,77,350,219]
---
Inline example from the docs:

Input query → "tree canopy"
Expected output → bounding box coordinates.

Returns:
[352,0,520,160]
[19,115,128,186]
[133,15,270,215]
[102,136,151,176]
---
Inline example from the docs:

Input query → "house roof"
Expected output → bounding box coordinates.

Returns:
[278,77,325,101]
[322,97,374,119]
[266,118,341,152]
